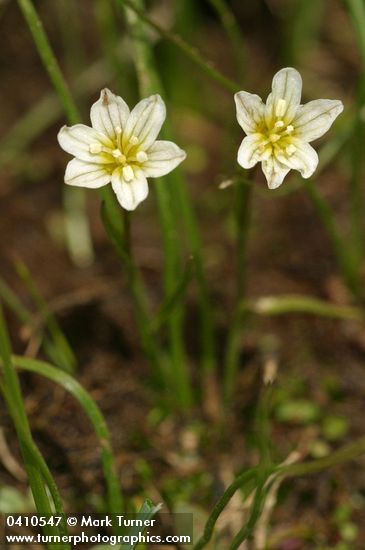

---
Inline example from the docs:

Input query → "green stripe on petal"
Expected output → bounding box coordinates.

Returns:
[122,95,166,151]
[90,88,130,141]
[293,99,344,142]
[65,158,111,188]
[144,140,186,178]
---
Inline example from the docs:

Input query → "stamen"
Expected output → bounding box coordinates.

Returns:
[122,165,134,182]
[112,149,122,158]
[274,120,285,129]
[258,139,269,151]
[286,144,297,156]
[269,133,281,143]
[130,135,139,145]
[275,99,287,118]
[286,125,294,134]
[136,151,148,163]
[115,126,122,135]
[89,143,102,154]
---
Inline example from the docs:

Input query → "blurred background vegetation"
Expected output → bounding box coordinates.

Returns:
[1,0,365,548]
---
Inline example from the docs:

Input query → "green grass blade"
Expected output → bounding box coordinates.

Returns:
[120,0,239,93]
[151,258,194,333]
[0,305,70,548]
[11,355,124,516]
[14,259,77,373]
[248,294,364,321]
[17,0,93,268]
[120,500,162,549]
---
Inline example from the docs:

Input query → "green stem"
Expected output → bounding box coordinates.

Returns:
[248,294,364,321]
[123,0,196,409]
[93,0,128,93]
[208,0,246,82]
[345,0,365,271]
[193,468,258,550]
[101,188,166,386]
[55,0,85,76]
[0,304,69,549]
[304,178,360,296]
[11,355,123,517]
[17,0,93,268]
[17,0,79,124]
[119,0,217,384]
[278,435,365,478]
[121,0,239,93]
[229,476,268,549]
[224,177,252,404]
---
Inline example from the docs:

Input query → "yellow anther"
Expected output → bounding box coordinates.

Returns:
[286,125,294,134]
[136,151,148,163]
[286,144,297,155]
[269,133,281,143]
[89,143,102,154]
[122,165,134,182]
[275,98,287,118]
[115,126,122,135]
[112,149,123,159]
[130,135,139,145]
[274,120,285,128]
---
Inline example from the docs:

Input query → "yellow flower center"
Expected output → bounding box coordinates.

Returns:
[255,98,297,162]
[88,127,149,180]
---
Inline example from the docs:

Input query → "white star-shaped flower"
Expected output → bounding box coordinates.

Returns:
[58,89,186,210]
[234,67,344,189]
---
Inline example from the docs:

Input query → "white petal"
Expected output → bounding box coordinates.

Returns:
[293,99,344,142]
[65,158,111,188]
[234,91,265,134]
[90,88,130,140]
[57,124,114,164]
[143,140,186,177]
[122,94,166,151]
[262,157,290,189]
[237,134,264,169]
[111,167,149,211]
[265,67,302,124]
[276,139,318,178]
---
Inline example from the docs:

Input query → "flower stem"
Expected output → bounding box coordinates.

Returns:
[120,0,239,94]
[223,176,252,404]
[122,0,199,409]
[101,187,166,387]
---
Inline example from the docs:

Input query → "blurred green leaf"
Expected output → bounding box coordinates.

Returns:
[120,500,162,549]
[276,400,321,424]
[322,416,349,441]
[0,487,35,513]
